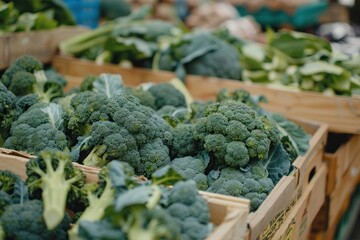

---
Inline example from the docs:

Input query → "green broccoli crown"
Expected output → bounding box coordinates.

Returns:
[79,75,98,92]
[25,150,85,230]
[170,124,199,158]
[0,191,11,216]
[69,92,173,177]
[158,32,242,80]
[0,170,21,195]
[138,138,171,177]
[16,94,39,112]
[0,83,21,140]
[148,83,187,110]
[4,103,68,155]
[206,163,274,211]
[166,180,211,239]
[171,156,208,190]
[0,56,64,103]
[0,199,70,240]
[11,55,43,73]
[194,101,280,167]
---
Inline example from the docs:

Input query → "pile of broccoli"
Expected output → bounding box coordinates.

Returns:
[0,168,71,240]
[1,55,311,212]
[73,162,212,240]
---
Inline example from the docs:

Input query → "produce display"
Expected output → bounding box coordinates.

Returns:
[0,0,75,33]
[0,55,311,213]
[238,30,360,96]
[0,154,212,239]
[60,6,360,97]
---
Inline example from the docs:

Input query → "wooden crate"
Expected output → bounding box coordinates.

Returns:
[0,27,88,69]
[324,134,360,195]
[272,164,327,240]
[310,147,360,238]
[52,55,360,134]
[0,148,250,240]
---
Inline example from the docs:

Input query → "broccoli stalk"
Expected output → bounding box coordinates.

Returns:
[69,177,114,239]
[29,154,81,230]
[82,144,109,167]
[127,186,164,240]
[26,151,85,230]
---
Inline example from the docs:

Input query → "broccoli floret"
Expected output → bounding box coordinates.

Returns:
[171,157,208,190]
[148,83,187,110]
[79,75,98,92]
[206,166,274,211]
[0,200,70,240]
[170,124,199,158]
[157,32,242,81]
[0,191,11,216]
[193,101,280,167]
[244,192,268,211]
[1,56,65,103]
[0,170,21,195]
[0,83,21,143]
[216,88,267,115]
[25,150,85,230]
[138,138,171,176]
[166,180,211,239]
[69,165,115,238]
[4,103,68,155]
[68,92,173,177]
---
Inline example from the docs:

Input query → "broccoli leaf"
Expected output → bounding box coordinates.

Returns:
[151,166,183,186]
[264,143,291,183]
[114,185,153,211]
[11,180,28,205]
[79,220,126,240]
[93,74,124,98]
[272,114,310,156]
[41,103,63,130]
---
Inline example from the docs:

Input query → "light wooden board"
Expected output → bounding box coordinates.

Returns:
[0,27,88,69]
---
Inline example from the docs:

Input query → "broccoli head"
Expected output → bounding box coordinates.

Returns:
[206,162,274,211]
[165,180,211,240]
[0,170,21,195]
[171,156,208,190]
[0,199,70,240]
[193,100,280,168]
[68,92,173,177]
[25,150,85,230]
[148,83,187,110]
[4,103,68,155]
[0,191,11,216]
[170,124,199,158]
[0,56,65,103]
[0,83,21,143]
[156,32,242,81]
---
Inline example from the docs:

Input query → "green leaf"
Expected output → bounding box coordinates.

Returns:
[11,180,29,205]
[272,114,310,156]
[151,166,183,186]
[264,143,291,183]
[79,220,126,240]
[93,74,124,98]
[114,185,153,211]
[41,103,64,130]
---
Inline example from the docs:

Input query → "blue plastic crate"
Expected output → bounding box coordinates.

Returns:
[63,0,100,28]
[236,0,328,29]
